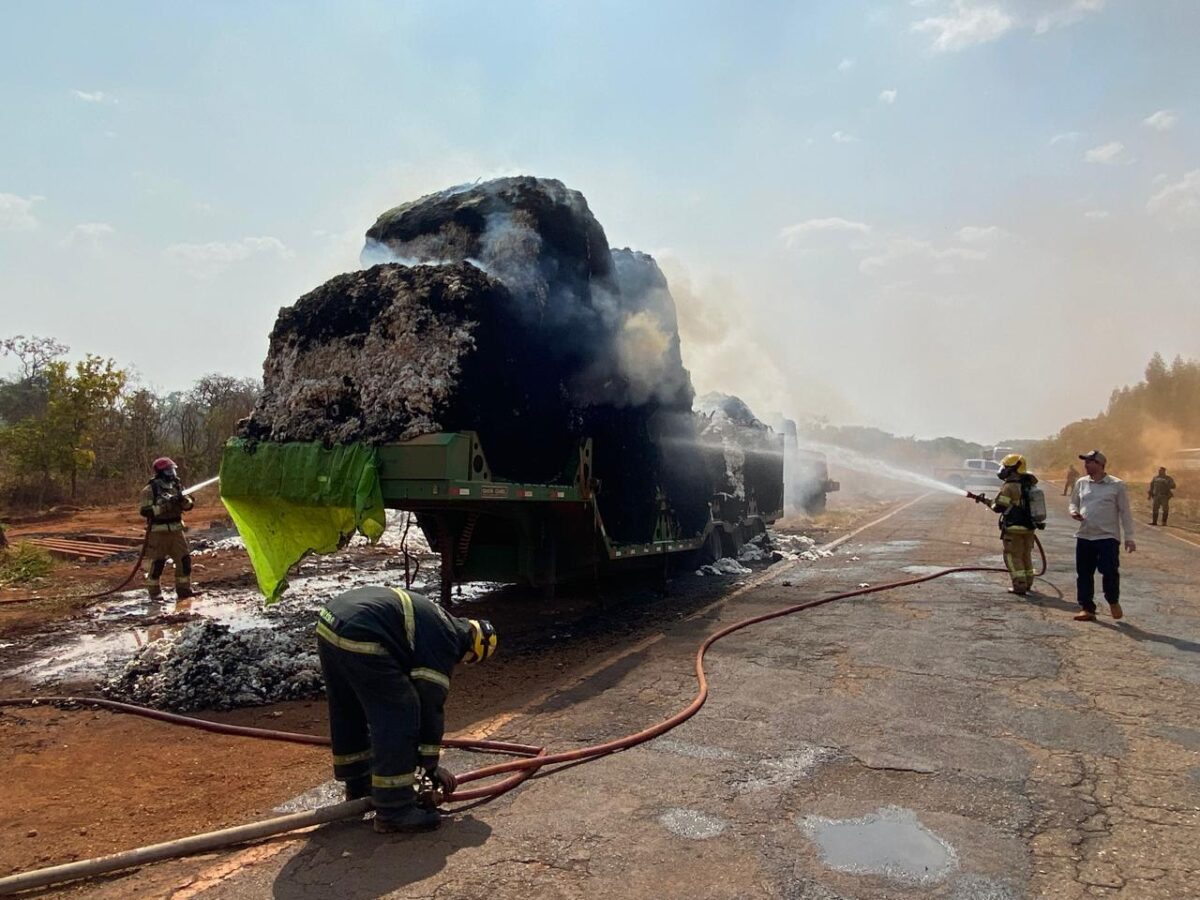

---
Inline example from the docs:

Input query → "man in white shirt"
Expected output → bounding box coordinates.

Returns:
[1068,449,1136,622]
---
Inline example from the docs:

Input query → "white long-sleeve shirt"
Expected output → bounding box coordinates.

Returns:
[1069,474,1135,542]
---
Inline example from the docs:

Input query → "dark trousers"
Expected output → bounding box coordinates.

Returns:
[1075,538,1120,612]
[317,640,420,816]
[1152,497,1170,525]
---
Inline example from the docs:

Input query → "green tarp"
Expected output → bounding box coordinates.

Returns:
[219,439,386,602]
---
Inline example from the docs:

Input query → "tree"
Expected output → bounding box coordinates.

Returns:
[0,335,68,425]
[0,355,127,502]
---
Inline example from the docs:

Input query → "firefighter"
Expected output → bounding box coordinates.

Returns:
[1148,467,1176,526]
[138,457,195,601]
[315,585,498,833]
[986,453,1039,595]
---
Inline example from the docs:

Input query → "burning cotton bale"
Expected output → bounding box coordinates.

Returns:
[242,176,710,542]
[695,392,785,519]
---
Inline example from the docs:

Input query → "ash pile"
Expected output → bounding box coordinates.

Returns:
[101,620,323,712]
[695,392,785,520]
[241,176,709,542]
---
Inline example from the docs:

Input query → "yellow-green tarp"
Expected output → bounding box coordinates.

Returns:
[219,439,385,603]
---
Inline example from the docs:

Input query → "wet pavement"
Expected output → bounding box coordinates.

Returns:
[29,493,1200,898]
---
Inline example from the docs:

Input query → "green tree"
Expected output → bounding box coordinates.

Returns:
[0,355,127,502]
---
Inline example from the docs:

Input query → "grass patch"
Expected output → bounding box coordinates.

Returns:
[0,542,57,586]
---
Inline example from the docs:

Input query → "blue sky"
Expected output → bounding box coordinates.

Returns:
[2,1,1197,441]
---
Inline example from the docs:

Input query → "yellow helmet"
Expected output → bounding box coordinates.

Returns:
[999,453,1027,475]
[461,618,498,665]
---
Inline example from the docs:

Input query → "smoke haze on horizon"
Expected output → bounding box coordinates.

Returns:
[1,2,1197,445]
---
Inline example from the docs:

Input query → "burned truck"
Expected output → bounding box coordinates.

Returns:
[222,177,783,602]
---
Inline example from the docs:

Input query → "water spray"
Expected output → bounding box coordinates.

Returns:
[183,475,220,497]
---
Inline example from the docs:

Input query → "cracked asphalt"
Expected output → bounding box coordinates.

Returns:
[79,493,1200,898]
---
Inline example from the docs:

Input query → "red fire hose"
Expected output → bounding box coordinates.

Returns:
[0,535,1046,894]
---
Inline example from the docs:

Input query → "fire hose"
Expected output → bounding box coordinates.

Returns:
[0,532,1046,895]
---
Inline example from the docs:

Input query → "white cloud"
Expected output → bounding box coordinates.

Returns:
[879,88,898,104]
[838,57,856,72]
[163,236,295,277]
[780,217,871,247]
[832,130,860,143]
[1084,209,1110,219]
[1032,0,1105,34]
[0,193,42,231]
[71,89,118,104]
[912,1,1104,52]
[61,222,116,249]
[1142,109,1178,132]
[1147,170,1200,227]
[956,224,1010,243]
[1084,141,1132,165]
[860,236,988,273]
[1049,131,1082,145]
[912,2,1015,51]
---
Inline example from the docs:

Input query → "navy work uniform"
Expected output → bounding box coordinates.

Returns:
[315,585,495,829]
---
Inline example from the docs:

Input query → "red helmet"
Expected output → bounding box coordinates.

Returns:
[152,457,177,473]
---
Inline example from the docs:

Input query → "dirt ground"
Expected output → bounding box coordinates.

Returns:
[9,470,1194,897]
[0,477,889,887]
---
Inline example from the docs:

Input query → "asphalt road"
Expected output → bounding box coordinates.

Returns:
[78,492,1200,899]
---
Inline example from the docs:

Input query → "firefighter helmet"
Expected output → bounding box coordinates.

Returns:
[462,618,498,665]
[998,453,1027,477]
[152,457,178,473]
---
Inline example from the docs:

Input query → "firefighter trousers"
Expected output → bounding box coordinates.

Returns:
[1001,530,1036,594]
[144,527,192,598]
[316,638,421,816]
[1152,497,1170,525]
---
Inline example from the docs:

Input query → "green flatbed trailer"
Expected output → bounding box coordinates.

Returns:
[377,431,782,602]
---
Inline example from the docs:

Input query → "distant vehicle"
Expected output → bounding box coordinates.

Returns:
[935,458,1002,490]
[791,448,840,514]
[989,446,1017,462]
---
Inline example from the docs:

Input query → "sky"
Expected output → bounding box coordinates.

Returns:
[1,0,1197,443]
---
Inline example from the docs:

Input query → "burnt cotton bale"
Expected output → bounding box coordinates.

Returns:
[244,176,711,542]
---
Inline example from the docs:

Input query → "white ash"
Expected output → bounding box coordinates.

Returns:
[195,535,246,555]
[101,620,323,712]
[696,558,752,577]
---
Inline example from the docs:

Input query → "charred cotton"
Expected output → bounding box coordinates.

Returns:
[242,176,710,542]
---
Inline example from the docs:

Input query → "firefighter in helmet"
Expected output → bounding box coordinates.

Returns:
[316,585,498,833]
[986,453,1040,595]
[138,457,195,600]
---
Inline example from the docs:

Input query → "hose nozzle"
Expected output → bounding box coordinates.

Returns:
[965,491,989,505]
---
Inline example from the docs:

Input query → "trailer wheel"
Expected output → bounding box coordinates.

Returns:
[803,494,827,515]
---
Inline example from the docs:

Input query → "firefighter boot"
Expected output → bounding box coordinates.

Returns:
[344,776,371,802]
[374,804,440,834]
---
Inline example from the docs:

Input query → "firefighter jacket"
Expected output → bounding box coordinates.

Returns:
[991,474,1037,532]
[138,475,195,530]
[316,586,473,772]
[1149,474,1176,499]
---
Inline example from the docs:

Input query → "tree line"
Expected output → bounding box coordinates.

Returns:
[0,335,259,508]
[1028,353,1200,477]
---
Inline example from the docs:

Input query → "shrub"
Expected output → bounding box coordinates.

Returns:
[0,542,56,586]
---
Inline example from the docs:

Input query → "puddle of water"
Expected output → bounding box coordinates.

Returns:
[799,806,957,883]
[5,631,145,683]
[659,807,727,840]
